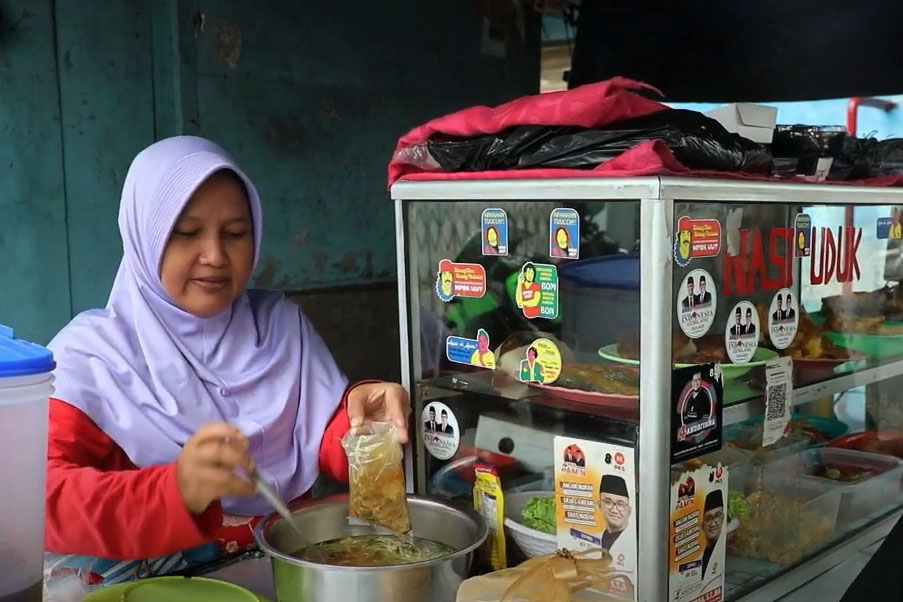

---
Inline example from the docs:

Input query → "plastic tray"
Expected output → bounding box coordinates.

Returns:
[727,473,841,567]
[770,448,903,526]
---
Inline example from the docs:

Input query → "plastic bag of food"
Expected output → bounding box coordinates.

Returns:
[341,422,411,533]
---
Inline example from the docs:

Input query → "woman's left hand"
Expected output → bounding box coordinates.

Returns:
[347,381,411,444]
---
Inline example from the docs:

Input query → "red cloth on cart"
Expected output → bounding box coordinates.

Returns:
[387,77,903,188]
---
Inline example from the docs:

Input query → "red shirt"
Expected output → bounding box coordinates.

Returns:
[45,388,354,560]
[521,282,541,319]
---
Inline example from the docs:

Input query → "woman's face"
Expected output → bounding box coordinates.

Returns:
[487,227,498,247]
[556,227,568,249]
[160,171,254,318]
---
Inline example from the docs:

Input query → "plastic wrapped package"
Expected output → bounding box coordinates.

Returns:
[456,549,632,602]
[397,110,772,175]
[341,422,411,534]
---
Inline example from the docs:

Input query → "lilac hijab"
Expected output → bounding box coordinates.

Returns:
[49,136,348,516]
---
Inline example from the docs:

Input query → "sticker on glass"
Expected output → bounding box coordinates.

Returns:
[421,402,460,460]
[515,262,559,320]
[674,216,722,267]
[435,259,487,302]
[767,288,799,350]
[763,356,793,448]
[794,213,812,257]
[550,208,580,259]
[676,269,717,339]
[446,329,495,369]
[482,208,509,256]
[725,301,760,364]
[877,215,903,240]
[518,338,562,385]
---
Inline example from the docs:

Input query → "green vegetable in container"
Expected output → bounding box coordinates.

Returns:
[521,496,556,534]
[728,491,749,519]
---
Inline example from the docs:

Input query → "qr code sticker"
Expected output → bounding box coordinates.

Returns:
[766,382,787,420]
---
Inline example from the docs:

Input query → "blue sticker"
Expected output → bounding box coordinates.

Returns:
[794,214,812,257]
[569,528,601,546]
[446,329,495,369]
[878,217,893,239]
[481,208,509,256]
[550,208,580,260]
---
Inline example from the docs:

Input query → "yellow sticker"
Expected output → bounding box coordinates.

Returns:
[518,338,562,385]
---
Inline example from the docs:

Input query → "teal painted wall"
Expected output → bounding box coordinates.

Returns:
[0,0,540,344]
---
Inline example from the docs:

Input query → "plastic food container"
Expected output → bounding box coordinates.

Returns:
[727,473,841,567]
[724,423,808,466]
[558,255,639,357]
[502,491,557,558]
[771,448,903,526]
[0,325,55,602]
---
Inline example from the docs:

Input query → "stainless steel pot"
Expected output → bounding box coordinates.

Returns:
[254,494,488,602]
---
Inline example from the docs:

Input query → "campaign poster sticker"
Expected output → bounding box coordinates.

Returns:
[517,338,562,385]
[724,301,760,365]
[676,269,717,339]
[515,262,559,320]
[668,463,728,602]
[550,208,580,260]
[674,216,722,267]
[435,259,487,302]
[877,214,903,240]
[554,436,638,601]
[767,288,799,350]
[421,401,460,460]
[670,363,723,464]
[482,208,509,256]
[794,213,812,257]
[446,329,495,369]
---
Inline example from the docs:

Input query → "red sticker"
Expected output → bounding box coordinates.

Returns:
[435,259,487,302]
[675,216,722,266]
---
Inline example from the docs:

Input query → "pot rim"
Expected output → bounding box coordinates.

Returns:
[253,493,489,573]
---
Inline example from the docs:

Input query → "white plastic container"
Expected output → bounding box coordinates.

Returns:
[771,447,903,526]
[0,325,55,602]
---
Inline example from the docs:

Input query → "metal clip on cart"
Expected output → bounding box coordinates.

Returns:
[392,176,903,601]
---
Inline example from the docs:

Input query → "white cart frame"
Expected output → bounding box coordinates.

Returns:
[392,177,903,602]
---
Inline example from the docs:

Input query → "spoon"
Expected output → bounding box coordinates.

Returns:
[246,468,324,562]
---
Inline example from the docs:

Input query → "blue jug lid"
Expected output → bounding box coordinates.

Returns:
[558,255,640,290]
[0,325,55,377]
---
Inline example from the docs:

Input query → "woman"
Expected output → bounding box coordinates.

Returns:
[44,136,410,584]
[515,263,541,319]
[551,226,570,258]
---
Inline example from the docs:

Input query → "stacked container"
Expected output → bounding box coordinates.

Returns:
[0,326,55,602]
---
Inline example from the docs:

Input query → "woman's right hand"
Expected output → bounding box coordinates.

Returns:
[176,423,257,514]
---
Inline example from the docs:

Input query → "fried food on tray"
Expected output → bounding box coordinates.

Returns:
[821,285,903,334]
[755,303,851,360]
[556,364,639,396]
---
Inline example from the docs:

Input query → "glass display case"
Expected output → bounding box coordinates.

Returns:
[392,177,903,602]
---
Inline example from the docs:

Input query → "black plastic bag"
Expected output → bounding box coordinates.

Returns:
[424,109,772,174]
[830,136,903,181]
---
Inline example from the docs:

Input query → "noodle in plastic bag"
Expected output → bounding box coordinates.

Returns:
[341,422,411,533]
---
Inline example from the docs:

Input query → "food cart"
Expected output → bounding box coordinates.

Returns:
[392,175,903,601]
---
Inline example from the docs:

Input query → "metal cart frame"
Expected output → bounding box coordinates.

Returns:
[392,176,903,602]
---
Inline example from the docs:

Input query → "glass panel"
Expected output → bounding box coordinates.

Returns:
[405,199,642,505]
[668,201,903,600]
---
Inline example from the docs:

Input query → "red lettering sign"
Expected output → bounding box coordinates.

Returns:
[722,228,795,297]
[809,227,862,285]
